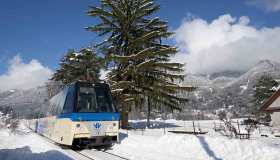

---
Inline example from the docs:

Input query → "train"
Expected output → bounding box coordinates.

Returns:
[28,81,120,147]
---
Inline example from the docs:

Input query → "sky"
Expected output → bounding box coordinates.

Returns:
[1,0,280,91]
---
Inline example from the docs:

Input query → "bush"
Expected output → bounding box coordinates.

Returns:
[217,110,227,120]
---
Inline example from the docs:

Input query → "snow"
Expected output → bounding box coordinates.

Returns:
[271,85,280,91]
[240,85,247,91]
[1,120,280,160]
[228,105,234,109]
[109,120,280,160]
[112,131,280,160]
[0,122,74,160]
[73,52,81,56]
[100,69,110,80]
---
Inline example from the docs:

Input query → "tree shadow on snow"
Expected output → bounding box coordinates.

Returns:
[197,136,223,160]
[0,146,73,160]
[129,121,179,129]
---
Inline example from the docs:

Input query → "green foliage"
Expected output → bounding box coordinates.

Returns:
[87,0,195,113]
[51,48,103,85]
[251,75,279,118]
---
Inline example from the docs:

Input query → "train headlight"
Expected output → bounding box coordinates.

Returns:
[113,123,116,127]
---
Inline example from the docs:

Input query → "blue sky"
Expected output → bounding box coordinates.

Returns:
[1,0,280,74]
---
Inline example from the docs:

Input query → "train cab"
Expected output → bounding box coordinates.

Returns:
[35,81,120,147]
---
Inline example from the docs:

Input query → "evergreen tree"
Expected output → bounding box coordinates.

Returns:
[87,0,195,127]
[251,75,279,120]
[51,48,103,85]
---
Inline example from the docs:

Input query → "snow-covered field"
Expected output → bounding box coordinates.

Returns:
[110,120,280,160]
[1,120,280,160]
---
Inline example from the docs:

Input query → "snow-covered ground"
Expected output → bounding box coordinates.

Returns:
[1,120,280,160]
[111,119,280,160]
[0,123,74,160]
[112,130,280,160]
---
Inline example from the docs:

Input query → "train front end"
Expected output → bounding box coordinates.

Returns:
[70,112,120,147]
[60,82,120,147]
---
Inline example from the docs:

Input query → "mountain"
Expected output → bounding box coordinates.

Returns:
[0,86,49,119]
[225,60,280,88]
[182,59,280,118]
[210,70,244,80]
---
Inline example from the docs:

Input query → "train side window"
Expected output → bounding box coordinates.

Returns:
[48,95,58,116]
[48,89,66,116]
[55,91,64,115]
[62,85,75,114]
[52,92,61,116]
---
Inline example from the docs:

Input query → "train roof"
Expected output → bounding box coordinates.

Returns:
[67,80,109,87]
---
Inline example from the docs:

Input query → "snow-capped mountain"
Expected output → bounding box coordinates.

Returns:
[225,60,280,88]
[0,86,49,119]
[184,59,280,116]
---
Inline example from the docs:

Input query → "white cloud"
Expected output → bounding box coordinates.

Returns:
[173,14,280,74]
[247,0,280,12]
[0,55,52,92]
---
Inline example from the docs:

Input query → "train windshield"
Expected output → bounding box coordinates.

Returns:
[76,86,116,113]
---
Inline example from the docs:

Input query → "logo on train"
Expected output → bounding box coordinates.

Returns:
[94,122,102,129]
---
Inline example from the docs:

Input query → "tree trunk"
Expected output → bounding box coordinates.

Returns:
[120,105,129,129]
[147,96,151,128]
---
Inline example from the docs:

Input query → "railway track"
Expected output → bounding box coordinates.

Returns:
[72,149,130,160]
[40,134,130,160]
[26,124,129,160]
[64,149,96,160]
[41,134,129,160]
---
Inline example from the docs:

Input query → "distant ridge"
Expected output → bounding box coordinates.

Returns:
[182,59,280,117]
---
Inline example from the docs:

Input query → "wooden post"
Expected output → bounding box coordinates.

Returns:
[147,96,151,128]
[237,120,241,134]
[214,121,216,131]
[163,119,166,135]
[193,121,196,134]
[237,120,241,139]
[126,128,128,137]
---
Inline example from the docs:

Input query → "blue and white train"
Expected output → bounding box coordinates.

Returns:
[29,81,120,147]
